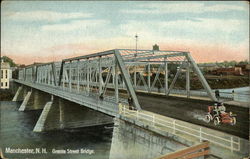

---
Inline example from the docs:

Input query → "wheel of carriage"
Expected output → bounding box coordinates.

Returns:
[214,116,220,125]
[205,114,212,123]
[230,117,236,125]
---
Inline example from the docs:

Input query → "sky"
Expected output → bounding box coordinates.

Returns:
[1,1,249,65]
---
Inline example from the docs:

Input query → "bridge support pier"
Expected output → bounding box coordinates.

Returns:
[33,96,113,132]
[12,86,29,102]
[18,88,52,111]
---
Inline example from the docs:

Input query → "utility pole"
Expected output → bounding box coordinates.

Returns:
[135,34,138,57]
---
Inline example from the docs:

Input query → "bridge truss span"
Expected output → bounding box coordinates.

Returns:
[17,49,217,112]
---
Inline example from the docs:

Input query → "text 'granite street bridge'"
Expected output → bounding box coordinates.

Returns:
[12,49,248,159]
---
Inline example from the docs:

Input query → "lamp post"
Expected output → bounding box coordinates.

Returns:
[135,34,138,57]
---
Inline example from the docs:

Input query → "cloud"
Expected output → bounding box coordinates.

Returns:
[41,19,109,32]
[119,18,248,44]
[121,2,247,14]
[5,10,93,22]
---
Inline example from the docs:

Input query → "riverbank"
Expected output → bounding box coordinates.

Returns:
[0,89,14,101]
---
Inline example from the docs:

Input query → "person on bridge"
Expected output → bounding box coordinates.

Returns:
[218,102,226,114]
[128,96,133,110]
[215,89,220,101]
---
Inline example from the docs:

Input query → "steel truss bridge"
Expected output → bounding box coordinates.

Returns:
[13,49,248,157]
[17,49,217,112]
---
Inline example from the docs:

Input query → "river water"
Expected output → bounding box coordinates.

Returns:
[0,101,169,159]
[0,101,113,159]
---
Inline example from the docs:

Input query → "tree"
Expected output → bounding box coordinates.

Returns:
[238,60,248,65]
[1,56,17,67]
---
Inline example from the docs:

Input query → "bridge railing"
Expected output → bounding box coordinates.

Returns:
[120,105,240,152]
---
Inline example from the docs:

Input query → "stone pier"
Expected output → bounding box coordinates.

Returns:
[34,96,114,132]
[17,88,52,111]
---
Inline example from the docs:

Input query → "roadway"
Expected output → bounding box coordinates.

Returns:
[136,92,249,139]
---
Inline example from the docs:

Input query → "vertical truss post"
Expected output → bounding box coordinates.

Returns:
[164,57,168,95]
[34,66,38,83]
[87,59,90,94]
[134,66,136,87]
[43,66,47,84]
[31,67,33,82]
[62,69,65,89]
[36,67,39,83]
[186,61,190,98]
[49,66,51,85]
[77,60,80,93]
[115,60,119,103]
[24,68,26,81]
[69,61,72,92]
[112,64,115,85]
[185,53,217,101]
[52,63,57,86]
[42,68,44,83]
[45,67,48,84]
[114,50,141,110]
[148,62,151,93]
[41,67,43,83]
[39,68,41,83]
[58,61,65,86]
[99,56,102,95]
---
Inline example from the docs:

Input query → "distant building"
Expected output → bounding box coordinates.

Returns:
[198,63,218,72]
[213,67,243,76]
[246,64,250,70]
[153,44,159,51]
[235,64,250,75]
[1,60,11,89]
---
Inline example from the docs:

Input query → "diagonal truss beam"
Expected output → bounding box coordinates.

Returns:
[114,50,141,110]
[185,53,217,101]
[166,61,186,96]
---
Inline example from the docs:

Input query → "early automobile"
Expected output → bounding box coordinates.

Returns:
[205,102,236,125]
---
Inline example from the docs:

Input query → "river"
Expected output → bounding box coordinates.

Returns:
[0,101,113,159]
[0,101,171,159]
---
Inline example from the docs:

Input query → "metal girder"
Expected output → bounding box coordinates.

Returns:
[103,66,112,95]
[77,60,80,92]
[185,53,217,101]
[114,60,119,103]
[63,50,115,62]
[114,50,141,110]
[186,62,190,98]
[137,73,147,90]
[58,61,65,86]
[69,62,72,91]
[150,64,164,92]
[166,61,186,96]
[99,57,102,95]
[17,49,216,107]
[147,63,151,92]
[124,52,186,62]
[164,57,168,95]
[51,63,57,86]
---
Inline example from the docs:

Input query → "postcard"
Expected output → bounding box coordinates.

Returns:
[1,1,249,159]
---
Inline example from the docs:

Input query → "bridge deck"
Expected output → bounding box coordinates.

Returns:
[137,93,249,139]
